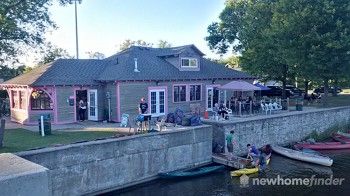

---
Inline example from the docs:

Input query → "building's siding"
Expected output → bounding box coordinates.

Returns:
[56,86,75,123]
[105,83,118,121]
[28,111,54,124]
[118,79,241,121]
[119,82,151,121]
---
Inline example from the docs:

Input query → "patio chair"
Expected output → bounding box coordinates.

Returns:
[155,116,167,131]
[268,103,276,114]
[272,102,282,110]
[261,103,271,115]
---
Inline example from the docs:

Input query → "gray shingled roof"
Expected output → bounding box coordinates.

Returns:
[99,45,254,81]
[3,59,108,86]
[2,45,254,86]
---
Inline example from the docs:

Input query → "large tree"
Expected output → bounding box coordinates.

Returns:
[206,0,350,100]
[0,0,71,63]
[38,42,72,65]
[119,39,153,51]
[157,40,172,48]
[86,51,105,59]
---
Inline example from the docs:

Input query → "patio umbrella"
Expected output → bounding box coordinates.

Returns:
[218,80,261,91]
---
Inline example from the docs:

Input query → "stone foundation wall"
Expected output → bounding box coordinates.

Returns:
[204,107,350,155]
[16,125,212,196]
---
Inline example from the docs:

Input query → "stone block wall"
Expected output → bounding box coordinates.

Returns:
[204,107,350,155]
[16,125,212,195]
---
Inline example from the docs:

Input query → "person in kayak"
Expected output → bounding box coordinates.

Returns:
[257,144,272,172]
[247,144,260,159]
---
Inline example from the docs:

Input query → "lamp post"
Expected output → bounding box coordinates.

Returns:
[70,0,82,59]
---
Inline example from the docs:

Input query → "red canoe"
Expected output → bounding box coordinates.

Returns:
[294,141,350,150]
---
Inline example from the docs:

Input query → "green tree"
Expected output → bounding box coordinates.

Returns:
[119,39,153,51]
[86,51,105,59]
[206,0,350,101]
[38,42,72,65]
[157,40,172,48]
[0,0,71,63]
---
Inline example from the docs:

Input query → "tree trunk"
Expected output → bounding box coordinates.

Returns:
[304,80,309,96]
[281,64,288,99]
[332,79,338,97]
[282,79,287,99]
[323,79,329,106]
[0,119,5,148]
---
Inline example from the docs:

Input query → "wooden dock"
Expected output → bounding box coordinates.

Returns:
[212,153,250,169]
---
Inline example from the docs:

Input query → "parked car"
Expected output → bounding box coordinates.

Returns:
[313,87,342,94]
[286,85,303,96]
[261,86,293,97]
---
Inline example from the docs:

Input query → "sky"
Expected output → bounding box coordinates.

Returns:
[23,0,227,65]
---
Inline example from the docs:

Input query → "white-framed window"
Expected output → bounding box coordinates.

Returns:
[173,85,187,102]
[189,85,201,101]
[181,58,198,68]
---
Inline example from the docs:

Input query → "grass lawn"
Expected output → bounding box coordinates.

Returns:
[307,94,350,108]
[0,129,118,153]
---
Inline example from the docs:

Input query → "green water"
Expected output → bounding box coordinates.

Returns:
[105,150,350,196]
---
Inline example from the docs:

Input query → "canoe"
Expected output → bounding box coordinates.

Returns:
[333,133,350,141]
[332,133,350,143]
[159,165,225,179]
[231,158,270,177]
[336,131,350,139]
[294,140,350,150]
[273,145,333,167]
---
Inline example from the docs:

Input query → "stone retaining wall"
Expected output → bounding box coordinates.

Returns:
[204,107,350,155]
[16,125,212,196]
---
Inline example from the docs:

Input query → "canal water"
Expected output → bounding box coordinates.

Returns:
[105,150,350,196]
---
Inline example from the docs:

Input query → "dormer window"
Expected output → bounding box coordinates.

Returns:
[181,58,198,68]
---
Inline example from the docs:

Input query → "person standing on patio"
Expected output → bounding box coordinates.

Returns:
[78,99,87,121]
[139,97,148,114]
[138,97,149,131]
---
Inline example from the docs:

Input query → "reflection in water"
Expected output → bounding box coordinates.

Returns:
[105,151,350,196]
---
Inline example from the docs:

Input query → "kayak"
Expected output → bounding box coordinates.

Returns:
[335,131,350,139]
[231,158,270,177]
[294,140,350,150]
[273,145,333,166]
[159,165,225,179]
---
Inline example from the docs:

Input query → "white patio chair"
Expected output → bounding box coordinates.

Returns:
[261,103,270,115]
[268,103,275,114]
[272,102,282,110]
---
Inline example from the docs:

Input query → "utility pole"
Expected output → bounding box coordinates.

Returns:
[71,0,82,59]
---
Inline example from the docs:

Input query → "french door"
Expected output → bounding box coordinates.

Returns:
[88,89,98,121]
[206,86,219,111]
[149,88,166,116]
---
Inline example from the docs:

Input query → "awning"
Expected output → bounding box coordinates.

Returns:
[218,80,261,91]
[254,83,270,91]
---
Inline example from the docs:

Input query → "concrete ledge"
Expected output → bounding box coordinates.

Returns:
[0,153,50,196]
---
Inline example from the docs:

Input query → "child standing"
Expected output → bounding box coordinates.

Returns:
[225,130,236,157]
